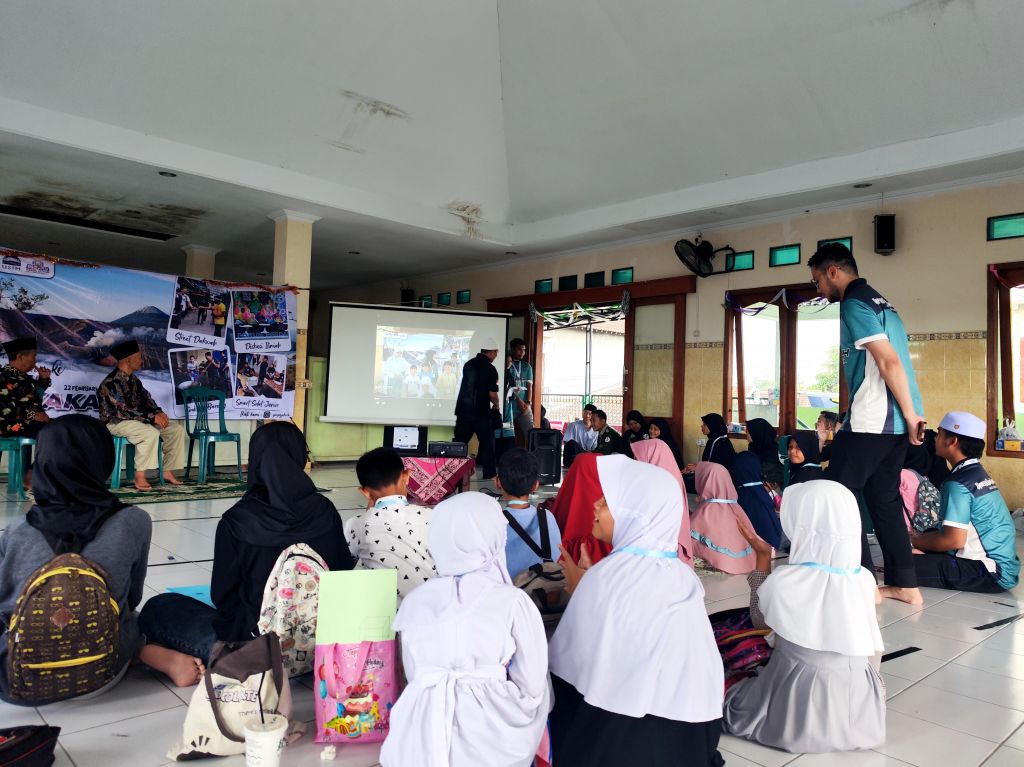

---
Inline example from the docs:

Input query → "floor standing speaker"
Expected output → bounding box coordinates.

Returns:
[527,428,562,486]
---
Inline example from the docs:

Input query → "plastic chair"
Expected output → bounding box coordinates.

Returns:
[0,437,36,500]
[182,386,243,484]
[110,434,164,490]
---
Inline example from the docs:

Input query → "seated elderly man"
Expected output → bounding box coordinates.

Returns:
[97,340,185,491]
[0,336,52,479]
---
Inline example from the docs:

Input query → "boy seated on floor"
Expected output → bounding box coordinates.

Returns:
[910,412,1021,593]
[345,447,437,600]
[496,447,562,578]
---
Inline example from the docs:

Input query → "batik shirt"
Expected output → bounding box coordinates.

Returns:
[0,365,48,435]
[344,495,437,601]
[97,368,163,425]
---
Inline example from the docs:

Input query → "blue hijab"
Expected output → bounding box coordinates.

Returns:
[732,452,783,549]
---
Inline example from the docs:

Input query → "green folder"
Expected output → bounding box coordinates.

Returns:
[315,569,398,643]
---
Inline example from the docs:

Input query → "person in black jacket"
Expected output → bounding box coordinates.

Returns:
[684,413,736,493]
[454,337,501,479]
[138,422,353,677]
[591,410,627,455]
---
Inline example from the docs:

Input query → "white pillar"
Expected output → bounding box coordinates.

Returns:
[181,244,219,279]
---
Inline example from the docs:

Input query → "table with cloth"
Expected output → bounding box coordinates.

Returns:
[402,456,476,505]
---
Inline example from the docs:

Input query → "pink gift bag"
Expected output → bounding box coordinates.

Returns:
[314,640,398,744]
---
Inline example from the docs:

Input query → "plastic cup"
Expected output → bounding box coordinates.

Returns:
[243,714,288,767]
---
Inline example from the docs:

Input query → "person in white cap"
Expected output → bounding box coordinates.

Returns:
[910,412,1020,593]
[454,336,501,479]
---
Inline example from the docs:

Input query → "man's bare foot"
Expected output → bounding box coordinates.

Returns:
[875,588,883,605]
[134,472,153,492]
[139,644,205,687]
[163,472,183,486]
[878,586,924,605]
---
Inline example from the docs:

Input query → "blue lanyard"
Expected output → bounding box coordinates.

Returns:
[794,561,862,576]
[703,498,735,504]
[610,546,678,559]
[739,482,763,488]
[798,463,822,469]
[374,496,408,510]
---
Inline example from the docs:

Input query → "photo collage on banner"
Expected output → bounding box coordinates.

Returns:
[0,247,297,421]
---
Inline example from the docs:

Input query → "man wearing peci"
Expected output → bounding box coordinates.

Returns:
[454,337,501,479]
[809,242,924,605]
[0,336,53,479]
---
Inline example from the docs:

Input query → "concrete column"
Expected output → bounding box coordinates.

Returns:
[268,209,320,433]
[181,244,219,279]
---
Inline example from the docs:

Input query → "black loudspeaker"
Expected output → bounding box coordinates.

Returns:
[528,428,562,486]
[400,288,416,306]
[874,214,895,255]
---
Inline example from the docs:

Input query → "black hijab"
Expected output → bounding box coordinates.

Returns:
[787,431,823,485]
[746,418,781,465]
[26,415,127,554]
[222,421,339,548]
[624,410,648,444]
[700,413,734,466]
[649,417,684,467]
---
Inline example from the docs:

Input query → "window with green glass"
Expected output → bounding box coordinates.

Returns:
[725,250,754,272]
[558,275,578,291]
[988,213,1024,241]
[611,267,633,285]
[769,244,801,267]
[817,237,852,252]
[456,289,471,304]
[437,291,452,306]
[535,278,553,294]
[584,271,605,288]
[419,295,432,307]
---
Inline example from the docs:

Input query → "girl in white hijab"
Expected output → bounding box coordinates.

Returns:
[379,492,550,767]
[549,455,724,767]
[726,479,885,753]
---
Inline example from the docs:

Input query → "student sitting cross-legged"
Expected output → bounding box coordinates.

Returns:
[910,412,1021,593]
[726,480,886,754]
[345,447,437,601]
[496,448,562,579]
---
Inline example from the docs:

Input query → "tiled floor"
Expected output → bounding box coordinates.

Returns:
[2,465,1024,767]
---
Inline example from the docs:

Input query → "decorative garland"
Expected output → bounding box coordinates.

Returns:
[724,288,832,316]
[530,290,631,328]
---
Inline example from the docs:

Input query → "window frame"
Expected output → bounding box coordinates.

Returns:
[986,261,1024,457]
[723,284,848,435]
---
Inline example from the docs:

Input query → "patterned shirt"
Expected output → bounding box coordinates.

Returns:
[97,368,163,425]
[0,365,48,436]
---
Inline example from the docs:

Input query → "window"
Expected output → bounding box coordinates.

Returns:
[535,278,553,294]
[987,262,1024,456]
[988,213,1024,241]
[769,244,801,267]
[419,295,432,307]
[611,267,634,285]
[724,250,754,272]
[584,270,606,288]
[724,284,846,433]
[817,237,852,252]
[437,291,452,306]
[456,289,471,304]
[558,275,578,291]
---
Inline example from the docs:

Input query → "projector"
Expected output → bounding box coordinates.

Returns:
[428,441,468,458]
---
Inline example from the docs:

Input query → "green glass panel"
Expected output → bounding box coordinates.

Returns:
[558,275,578,291]
[611,267,633,285]
[535,279,553,294]
[989,214,1024,241]
[769,244,801,267]
[456,289,471,304]
[727,250,754,272]
[817,237,852,251]
[437,292,451,306]
[419,295,432,307]
[584,271,605,288]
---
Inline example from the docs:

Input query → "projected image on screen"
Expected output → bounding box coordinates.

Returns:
[374,327,472,399]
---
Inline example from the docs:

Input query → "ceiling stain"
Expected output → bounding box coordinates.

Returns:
[323,139,366,155]
[33,177,127,204]
[448,201,483,239]
[327,90,411,156]
[3,190,206,236]
[5,192,100,219]
[339,90,410,120]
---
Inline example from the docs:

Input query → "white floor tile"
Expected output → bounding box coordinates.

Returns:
[924,601,1021,628]
[173,517,220,538]
[981,746,1024,767]
[875,600,926,629]
[53,743,75,767]
[980,627,1024,656]
[39,667,184,735]
[719,734,799,767]
[874,710,998,767]
[878,652,945,683]
[707,594,753,614]
[150,522,214,560]
[143,562,212,592]
[722,751,774,767]
[787,752,916,767]
[920,664,1024,712]
[0,699,44,726]
[147,542,184,566]
[887,683,1024,743]
[702,573,752,602]
[880,673,916,699]
[1004,722,1024,750]
[61,705,187,767]
[952,644,1024,682]
[897,611,1001,644]
[880,623,976,661]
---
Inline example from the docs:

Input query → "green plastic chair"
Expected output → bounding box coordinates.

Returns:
[110,434,164,490]
[0,436,36,500]
[182,386,243,484]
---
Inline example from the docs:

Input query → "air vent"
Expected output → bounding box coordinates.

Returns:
[0,204,178,241]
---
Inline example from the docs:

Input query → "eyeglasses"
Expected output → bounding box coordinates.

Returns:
[810,278,820,288]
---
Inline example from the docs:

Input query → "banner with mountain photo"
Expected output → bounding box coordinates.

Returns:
[0,247,297,420]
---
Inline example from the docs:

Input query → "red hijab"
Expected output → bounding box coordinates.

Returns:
[550,453,613,564]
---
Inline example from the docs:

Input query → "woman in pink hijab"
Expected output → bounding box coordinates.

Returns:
[631,439,693,565]
[689,462,756,574]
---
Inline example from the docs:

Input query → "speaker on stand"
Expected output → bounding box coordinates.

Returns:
[528,428,562,486]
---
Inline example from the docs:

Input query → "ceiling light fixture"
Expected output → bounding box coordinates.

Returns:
[158,171,177,178]
[853,182,873,188]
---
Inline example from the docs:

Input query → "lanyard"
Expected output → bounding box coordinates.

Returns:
[739,481,763,488]
[794,562,862,575]
[610,546,678,559]
[703,498,735,504]
[952,458,980,474]
[374,495,408,510]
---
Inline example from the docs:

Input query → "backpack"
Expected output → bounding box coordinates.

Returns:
[709,607,772,693]
[5,553,120,704]
[504,508,570,636]
[256,543,329,678]
[912,474,942,532]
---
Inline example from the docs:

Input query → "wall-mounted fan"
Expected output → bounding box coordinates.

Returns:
[674,238,736,277]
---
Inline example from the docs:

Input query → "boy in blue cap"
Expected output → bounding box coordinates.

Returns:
[911,412,1020,593]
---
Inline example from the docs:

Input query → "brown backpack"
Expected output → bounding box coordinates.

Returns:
[5,553,120,704]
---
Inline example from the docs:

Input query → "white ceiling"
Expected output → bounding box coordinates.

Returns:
[1,0,1023,287]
